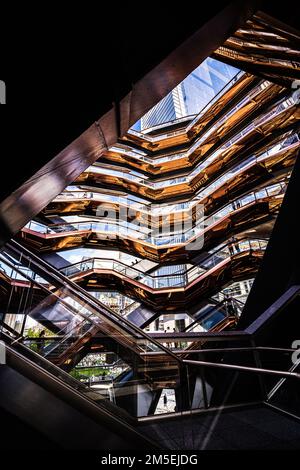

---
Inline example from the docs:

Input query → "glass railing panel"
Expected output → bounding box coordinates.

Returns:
[267,361,300,417]
[201,250,228,270]
[2,242,185,416]
[5,239,266,306]
[42,176,290,247]
[0,259,49,285]
[74,94,299,194]
[1,250,142,351]
[240,193,256,206]
[200,311,227,331]
[55,238,267,292]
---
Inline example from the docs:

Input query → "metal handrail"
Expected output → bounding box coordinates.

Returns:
[2,262,299,420]
[183,298,241,333]
[0,255,100,333]
[7,240,182,364]
[140,346,298,357]
[28,181,286,242]
[1,334,160,449]
[49,178,286,218]
[182,359,300,380]
[56,126,298,197]
[58,237,267,281]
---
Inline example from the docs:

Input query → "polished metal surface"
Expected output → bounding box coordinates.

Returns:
[19,191,281,262]
[213,11,300,84]
[1,238,265,310]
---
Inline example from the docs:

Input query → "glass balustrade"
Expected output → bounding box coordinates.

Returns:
[98,87,299,182]
[2,238,266,291]
[184,298,244,334]
[54,151,292,217]
[25,180,287,246]
[0,259,48,284]
[76,93,299,194]
[2,242,296,420]
[57,238,267,290]
[0,247,178,360]
[0,243,187,419]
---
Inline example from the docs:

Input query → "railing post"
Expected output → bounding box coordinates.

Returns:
[177,363,192,412]
[200,365,209,409]
[251,338,268,401]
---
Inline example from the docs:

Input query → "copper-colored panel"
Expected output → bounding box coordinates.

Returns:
[58,249,265,311]
[213,12,300,84]
[19,193,281,263]
[76,107,299,202]
[0,246,264,313]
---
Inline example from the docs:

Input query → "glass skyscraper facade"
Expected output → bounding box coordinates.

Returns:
[182,57,239,116]
[134,57,239,131]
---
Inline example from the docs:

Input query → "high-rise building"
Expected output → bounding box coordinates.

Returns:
[140,85,186,129]
[137,57,239,131]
